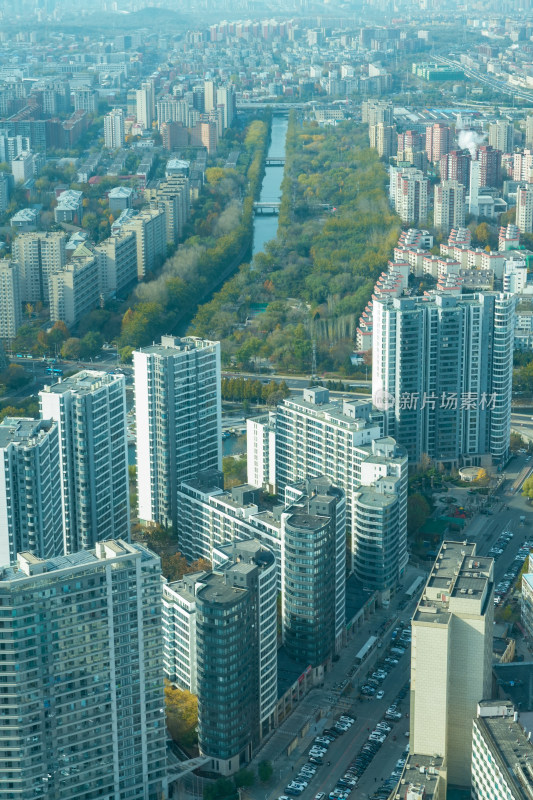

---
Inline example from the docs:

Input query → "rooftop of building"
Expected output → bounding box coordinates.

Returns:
[192,570,248,606]
[414,540,493,625]
[281,389,378,431]
[40,369,122,395]
[135,335,217,356]
[0,539,154,583]
[475,705,533,800]
[355,488,398,509]
[391,753,445,800]
[0,416,54,449]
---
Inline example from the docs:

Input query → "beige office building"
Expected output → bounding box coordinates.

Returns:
[410,540,494,790]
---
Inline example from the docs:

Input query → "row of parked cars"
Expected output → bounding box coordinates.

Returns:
[370,745,410,800]
[281,716,356,798]
[494,538,532,606]
[488,529,514,561]
[360,624,411,698]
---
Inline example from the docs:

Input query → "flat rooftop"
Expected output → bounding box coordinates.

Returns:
[41,369,120,395]
[414,540,493,625]
[392,753,445,800]
[476,713,533,799]
[0,417,53,449]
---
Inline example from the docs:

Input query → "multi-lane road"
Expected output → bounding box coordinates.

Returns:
[258,454,533,800]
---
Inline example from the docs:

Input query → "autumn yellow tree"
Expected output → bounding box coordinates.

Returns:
[164,680,198,749]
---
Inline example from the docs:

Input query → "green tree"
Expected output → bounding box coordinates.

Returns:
[522,475,533,500]
[258,761,273,783]
[79,331,104,359]
[407,493,431,535]
[234,769,255,788]
[61,337,82,360]
[0,364,30,391]
[119,346,134,363]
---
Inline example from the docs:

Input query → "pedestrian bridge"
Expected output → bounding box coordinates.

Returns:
[253,201,281,215]
[265,156,285,166]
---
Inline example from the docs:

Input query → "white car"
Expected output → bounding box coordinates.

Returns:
[340,716,355,724]
[376,690,385,700]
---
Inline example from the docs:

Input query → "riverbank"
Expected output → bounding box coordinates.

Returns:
[116,113,272,352]
[189,116,400,374]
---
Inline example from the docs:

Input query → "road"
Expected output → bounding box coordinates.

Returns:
[249,455,533,800]
[434,54,533,103]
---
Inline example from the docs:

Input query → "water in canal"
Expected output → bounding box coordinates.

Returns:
[252,115,288,256]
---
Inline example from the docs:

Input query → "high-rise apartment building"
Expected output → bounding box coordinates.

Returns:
[177,474,348,655]
[94,231,137,297]
[103,107,125,150]
[477,144,501,188]
[146,175,189,246]
[281,481,346,665]
[0,541,168,800]
[163,539,277,774]
[0,259,21,340]
[0,417,62,564]
[513,149,533,183]
[134,336,221,529]
[516,183,533,233]
[136,82,153,130]
[369,123,397,159]
[39,371,130,553]
[526,115,533,148]
[410,541,494,788]
[48,252,99,327]
[122,208,166,279]
[72,86,97,114]
[472,701,533,800]
[425,123,452,163]
[362,99,393,126]
[372,293,515,467]
[12,231,67,302]
[440,148,471,188]
[434,180,466,233]
[247,412,276,493]
[272,388,408,588]
[204,80,216,113]
[394,169,429,224]
[488,120,514,154]
[216,85,235,129]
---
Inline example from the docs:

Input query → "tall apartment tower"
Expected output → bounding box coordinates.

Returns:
[122,208,166,280]
[440,149,471,188]
[0,541,168,800]
[372,293,515,468]
[477,144,501,188]
[12,231,67,303]
[0,259,21,340]
[39,371,130,553]
[526,114,533,148]
[103,107,125,150]
[281,481,346,665]
[488,120,514,154]
[204,80,216,113]
[274,389,408,587]
[369,123,397,159]
[362,99,393,126]
[394,170,429,224]
[425,122,452,163]
[216,85,235,129]
[136,82,153,130]
[410,541,494,788]
[176,540,277,775]
[516,183,533,233]
[0,417,63,564]
[434,180,466,233]
[134,336,221,530]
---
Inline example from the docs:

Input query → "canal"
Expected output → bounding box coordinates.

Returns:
[252,115,288,256]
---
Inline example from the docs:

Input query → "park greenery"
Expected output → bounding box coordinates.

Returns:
[189,115,401,374]
[116,116,271,350]
[131,523,211,581]
[164,680,198,750]
[221,376,290,404]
